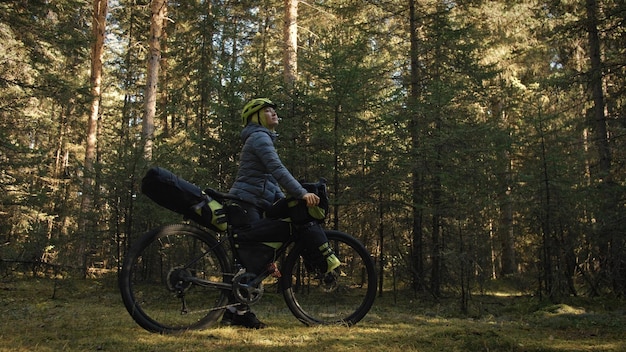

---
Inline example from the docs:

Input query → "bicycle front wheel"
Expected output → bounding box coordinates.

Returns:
[119,223,232,333]
[281,230,377,326]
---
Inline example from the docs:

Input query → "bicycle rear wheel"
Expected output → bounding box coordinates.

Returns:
[281,230,377,326]
[119,223,232,333]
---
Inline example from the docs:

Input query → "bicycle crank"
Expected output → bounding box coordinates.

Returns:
[232,271,264,305]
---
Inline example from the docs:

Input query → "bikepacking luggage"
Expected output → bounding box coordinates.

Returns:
[229,204,293,275]
[234,241,280,275]
[265,180,329,224]
[265,180,339,273]
[141,166,227,232]
[297,222,341,274]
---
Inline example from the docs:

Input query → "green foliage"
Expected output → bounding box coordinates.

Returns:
[0,0,91,271]
[1,0,626,305]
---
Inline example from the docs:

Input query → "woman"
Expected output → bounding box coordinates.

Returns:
[230,97,319,213]
[221,98,339,329]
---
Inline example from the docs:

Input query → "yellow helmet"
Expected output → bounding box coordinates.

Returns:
[241,98,276,126]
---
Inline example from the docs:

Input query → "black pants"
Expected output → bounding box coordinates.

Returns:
[227,200,330,307]
[234,200,329,258]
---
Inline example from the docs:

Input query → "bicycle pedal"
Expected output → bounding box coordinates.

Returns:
[267,262,281,278]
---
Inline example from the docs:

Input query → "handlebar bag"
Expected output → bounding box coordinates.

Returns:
[266,181,329,224]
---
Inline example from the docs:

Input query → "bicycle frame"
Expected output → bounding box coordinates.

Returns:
[203,187,300,294]
[195,232,297,295]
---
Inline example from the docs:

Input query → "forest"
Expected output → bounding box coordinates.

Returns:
[0,0,625,309]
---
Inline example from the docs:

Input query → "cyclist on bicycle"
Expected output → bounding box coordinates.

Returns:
[221,98,340,329]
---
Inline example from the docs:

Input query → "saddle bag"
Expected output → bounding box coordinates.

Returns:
[141,166,227,231]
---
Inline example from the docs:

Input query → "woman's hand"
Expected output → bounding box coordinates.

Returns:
[302,192,320,207]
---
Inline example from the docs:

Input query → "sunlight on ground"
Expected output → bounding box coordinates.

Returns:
[485,291,526,297]
[1,278,625,352]
[540,303,587,315]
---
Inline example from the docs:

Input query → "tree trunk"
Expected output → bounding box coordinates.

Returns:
[585,0,624,294]
[79,0,108,276]
[332,103,340,231]
[142,0,167,162]
[408,0,425,292]
[378,188,385,297]
[492,98,517,276]
[585,0,610,181]
[283,0,298,88]
[583,0,610,225]
[431,171,442,298]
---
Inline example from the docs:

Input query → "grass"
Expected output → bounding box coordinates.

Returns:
[1,276,625,352]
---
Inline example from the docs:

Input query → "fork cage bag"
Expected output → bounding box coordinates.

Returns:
[141,166,226,231]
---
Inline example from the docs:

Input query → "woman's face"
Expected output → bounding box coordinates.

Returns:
[261,106,279,129]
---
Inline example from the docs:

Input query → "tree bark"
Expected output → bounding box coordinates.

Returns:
[79,0,108,276]
[585,0,610,180]
[283,0,298,88]
[585,0,624,294]
[492,99,517,276]
[142,0,167,162]
[408,0,425,292]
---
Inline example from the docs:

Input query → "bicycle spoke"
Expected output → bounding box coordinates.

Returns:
[120,224,231,333]
[282,230,376,326]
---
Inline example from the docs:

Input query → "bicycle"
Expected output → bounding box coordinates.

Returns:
[118,175,377,334]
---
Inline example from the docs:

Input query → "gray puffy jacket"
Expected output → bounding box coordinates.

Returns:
[229,124,308,209]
